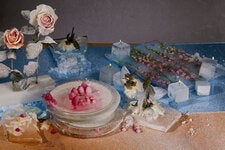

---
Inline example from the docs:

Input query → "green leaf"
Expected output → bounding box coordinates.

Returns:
[10,70,23,82]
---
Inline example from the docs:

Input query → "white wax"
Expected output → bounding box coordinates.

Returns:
[168,81,189,102]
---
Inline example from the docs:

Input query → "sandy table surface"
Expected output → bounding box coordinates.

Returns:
[0,112,225,150]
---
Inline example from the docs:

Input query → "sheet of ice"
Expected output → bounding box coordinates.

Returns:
[134,103,182,132]
[0,75,54,107]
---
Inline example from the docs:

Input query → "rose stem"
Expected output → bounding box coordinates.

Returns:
[35,56,39,84]
[11,58,14,86]
[10,58,14,70]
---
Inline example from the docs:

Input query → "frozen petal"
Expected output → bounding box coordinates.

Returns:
[21,10,31,20]
[0,63,10,78]
[0,51,7,62]
[26,42,43,59]
[0,31,4,47]
[23,61,38,76]
[39,36,56,44]
[20,26,36,35]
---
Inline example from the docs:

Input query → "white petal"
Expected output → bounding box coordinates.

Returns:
[0,63,10,78]
[7,50,16,59]
[20,26,36,35]
[23,61,38,76]
[39,36,56,44]
[29,9,38,26]
[0,31,4,47]
[38,26,54,36]
[21,10,31,20]
[26,42,43,59]
[0,51,7,62]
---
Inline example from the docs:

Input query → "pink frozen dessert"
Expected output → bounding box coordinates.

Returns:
[43,80,120,128]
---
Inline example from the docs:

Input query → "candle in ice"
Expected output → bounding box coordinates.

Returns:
[111,40,130,58]
[195,80,210,96]
[99,64,119,84]
[168,80,189,102]
[199,57,216,80]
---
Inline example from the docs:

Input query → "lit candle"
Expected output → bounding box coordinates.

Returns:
[111,40,131,58]
[195,80,210,96]
[168,80,189,103]
[99,64,119,84]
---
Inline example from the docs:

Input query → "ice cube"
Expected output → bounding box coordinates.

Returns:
[168,81,189,102]
[195,80,210,96]
[99,64,119,84]
[111,40,130,58]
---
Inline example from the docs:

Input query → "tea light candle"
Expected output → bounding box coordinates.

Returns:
[195,80,210,96]
[99,64,119,84]
[111,40,130,58]
[199,57,216,80]
[168,80,189,102]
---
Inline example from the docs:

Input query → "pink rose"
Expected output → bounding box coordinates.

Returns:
[29,4,58,36]
[3,28,24,49]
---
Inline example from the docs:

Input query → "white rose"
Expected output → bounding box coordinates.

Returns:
[29,4,58,36]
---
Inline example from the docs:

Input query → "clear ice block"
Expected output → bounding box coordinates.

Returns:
[168,81,189,102]
[195,80,210,96]
[111,40,130,59]
[48,52,92,81]
[199,57,217,80]
[99,64,119,84]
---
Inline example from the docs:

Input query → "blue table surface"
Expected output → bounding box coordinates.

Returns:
[1,42,225,114]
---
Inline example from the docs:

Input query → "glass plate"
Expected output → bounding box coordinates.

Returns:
[50,108,124,138]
